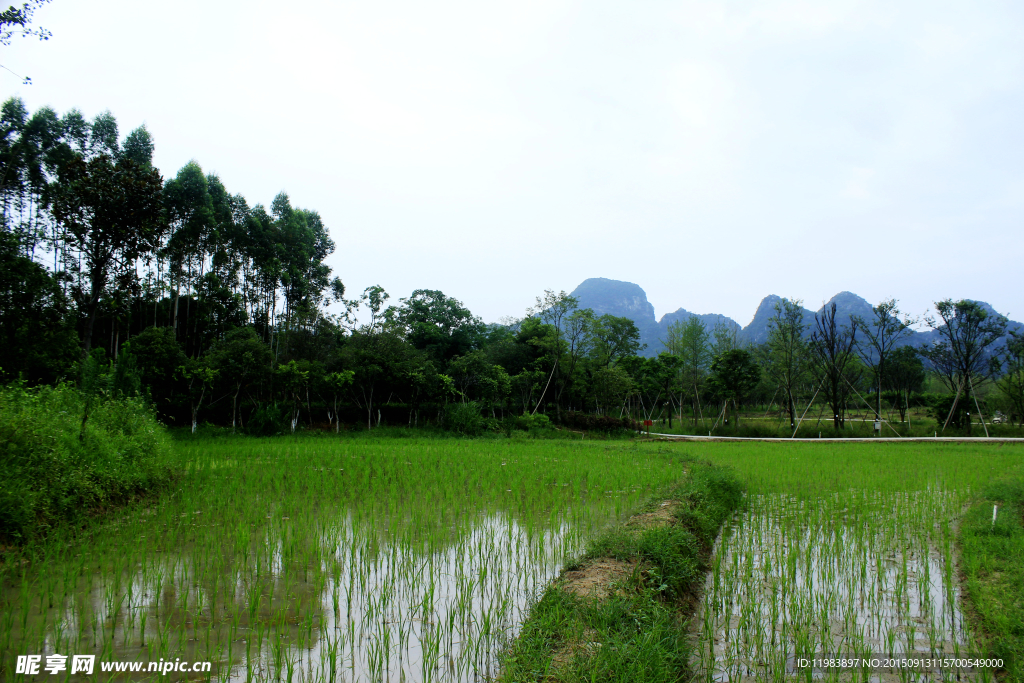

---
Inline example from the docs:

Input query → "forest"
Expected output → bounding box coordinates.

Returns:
[3,96,1023,438]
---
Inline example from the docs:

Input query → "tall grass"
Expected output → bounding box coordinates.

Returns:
[0,383,173,543]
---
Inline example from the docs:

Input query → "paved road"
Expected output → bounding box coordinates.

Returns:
[645,432,1024,443]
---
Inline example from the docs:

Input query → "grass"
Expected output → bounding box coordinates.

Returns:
[499,460,743,683]
[959,475,1024,682]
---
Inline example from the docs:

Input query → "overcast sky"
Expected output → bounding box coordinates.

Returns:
[5,0,1023,327]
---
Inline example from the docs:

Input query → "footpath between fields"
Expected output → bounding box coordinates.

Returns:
[498,459,743,683]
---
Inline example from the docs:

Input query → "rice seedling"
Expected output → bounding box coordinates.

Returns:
[689,441,1022,682]
[0,437,685,681]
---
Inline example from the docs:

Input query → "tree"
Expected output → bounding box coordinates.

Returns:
[207,327,272,432]
[809,302,858,429]
[49,153,165,358]
[528,290,578,416]
[762,298,809,428]
[996,331,1024,426]
[1,0,51,84]
[179,358,217,434]
[0,230,77,383]
[708,349,761,427]
[922,299,1008,434]
[881,346,924,423]
[320,370,355,432]
[852,299,915,422]
[666,317,712,425]
[388,289,484,363]
[124,325,185,414]
[277,360,312,433]
[590,314,643,368]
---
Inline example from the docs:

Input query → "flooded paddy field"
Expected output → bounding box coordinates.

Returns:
[0,436,686,682]
[691,442,1024,683]
[3,437,1020,682]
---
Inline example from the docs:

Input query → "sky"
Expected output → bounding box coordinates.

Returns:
[4,0,1023,328]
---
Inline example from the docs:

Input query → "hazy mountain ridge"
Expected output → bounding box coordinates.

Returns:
[568,278,1021,358]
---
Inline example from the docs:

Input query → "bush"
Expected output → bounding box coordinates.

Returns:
[0,383,174,543]
[560,411,639,433]
[442,401,486,436]
[515,412,552,434]
[245,402,290,436]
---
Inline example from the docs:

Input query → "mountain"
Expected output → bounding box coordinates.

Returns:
[565,278,1022,359]
[568,278,741,353]
[738,295,816,346]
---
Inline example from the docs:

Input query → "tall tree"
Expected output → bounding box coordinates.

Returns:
[996,331,1024,427]
[666,317,712,425]
[921,299,1008,434]
[762,298,809,428]
[809,302,858,429]
[49,152,165,358]
[852,299,915,422]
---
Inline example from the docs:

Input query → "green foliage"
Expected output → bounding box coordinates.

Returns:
[0,383,173,543]
[442,401,486,436]
[515,411,552,434]
[560,411,637,433]
[709,349,760,404]
[0,232,79,384]
[245,402,289,436]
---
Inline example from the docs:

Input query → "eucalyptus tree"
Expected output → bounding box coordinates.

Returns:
[49,149,165,358]
[762,298,809,428]
[852,299,915,421]
[809,302,859,428]
[163,161,215,346]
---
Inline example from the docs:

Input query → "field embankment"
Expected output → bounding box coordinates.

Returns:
[499,459,743,682]
[0,383,174,545]
[960,474,1024,682]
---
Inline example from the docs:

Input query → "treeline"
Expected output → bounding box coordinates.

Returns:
[2,96,1023,436]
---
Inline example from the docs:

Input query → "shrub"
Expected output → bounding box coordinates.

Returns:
[442,401,486,436]
[245,402,290,436]
[0,383,174,543]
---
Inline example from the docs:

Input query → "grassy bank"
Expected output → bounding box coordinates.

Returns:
[499,459,743,682]
[960,474,1024,682]
[0,383,174,544]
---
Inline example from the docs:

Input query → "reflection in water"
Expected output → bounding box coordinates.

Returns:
[4,509,593,682]
[692,490,986,683]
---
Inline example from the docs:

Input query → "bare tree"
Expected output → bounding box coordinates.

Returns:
[810,302,859,429]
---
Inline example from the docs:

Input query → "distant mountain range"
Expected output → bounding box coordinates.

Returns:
[568,277,1022,357]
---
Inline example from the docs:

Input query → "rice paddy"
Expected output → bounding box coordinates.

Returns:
[690,442,1024,682]
[2,436,1021,682]
[0,436,686,681]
